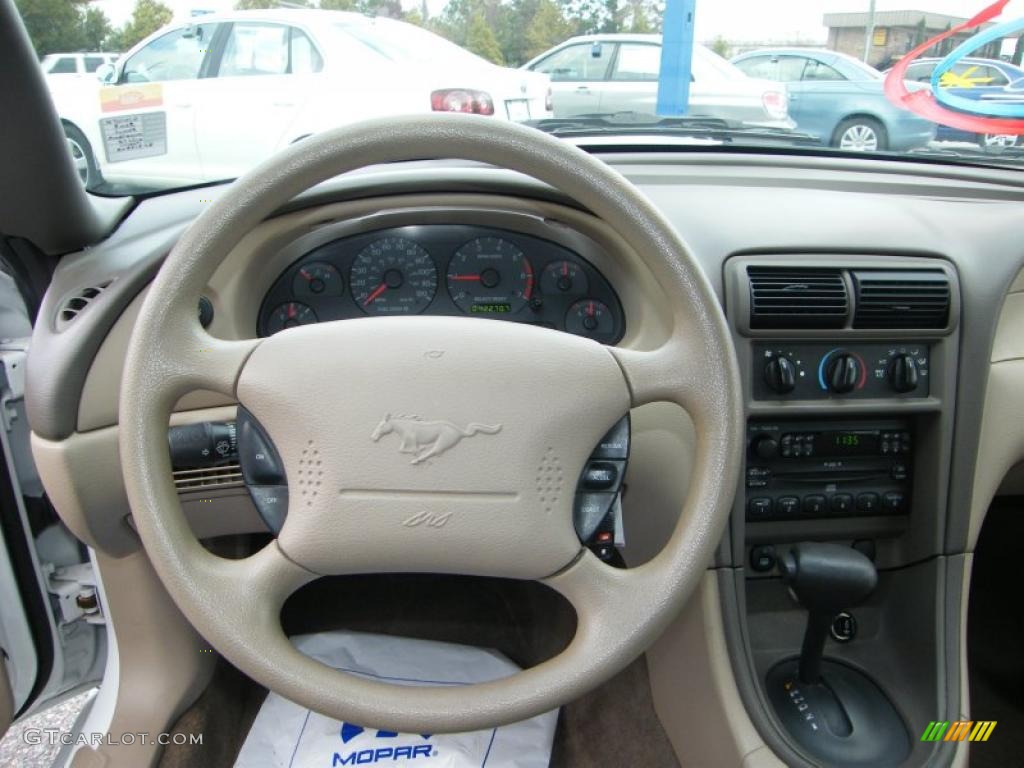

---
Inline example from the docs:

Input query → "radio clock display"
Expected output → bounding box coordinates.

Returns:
[822,431,879,455]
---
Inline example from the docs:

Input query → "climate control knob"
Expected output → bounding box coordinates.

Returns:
[888,354,919,393]
[826,353,860,394]
[764,356,796,394]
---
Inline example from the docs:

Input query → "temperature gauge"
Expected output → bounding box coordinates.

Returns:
[292,262,343,297]
[541,260,588,295]
[566,299,615,341]
[266,302,316,335]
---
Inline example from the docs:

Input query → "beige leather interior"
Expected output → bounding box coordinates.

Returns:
[115,114,743,732]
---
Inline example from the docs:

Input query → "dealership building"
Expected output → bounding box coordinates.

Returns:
[823,10,1002,68]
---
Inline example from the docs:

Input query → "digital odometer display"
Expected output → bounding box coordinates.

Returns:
[821,431,879,456]
[470,303,512,314]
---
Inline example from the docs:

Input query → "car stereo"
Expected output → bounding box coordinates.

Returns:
[745,418,912,522]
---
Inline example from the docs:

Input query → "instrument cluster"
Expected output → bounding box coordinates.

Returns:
[258,225,624,343]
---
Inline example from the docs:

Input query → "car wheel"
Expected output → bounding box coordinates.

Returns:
[63,122,101,188]
[834,118,887,152]
[978,133,1019,149]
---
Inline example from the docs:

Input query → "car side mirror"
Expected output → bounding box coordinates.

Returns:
[591,42,602,59]
[96,63,115,83]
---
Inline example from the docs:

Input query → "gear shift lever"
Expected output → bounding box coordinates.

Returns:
[765,543,910,767]
[778,543,877,684]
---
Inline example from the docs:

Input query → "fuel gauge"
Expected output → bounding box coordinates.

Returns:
[566,299,615,341]
[541,260,588,295]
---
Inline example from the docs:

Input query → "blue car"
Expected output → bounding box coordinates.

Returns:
[890,57,1024,147]
[732,48,935,152]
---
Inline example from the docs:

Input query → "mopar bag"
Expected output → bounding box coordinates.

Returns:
[233,631,558,767]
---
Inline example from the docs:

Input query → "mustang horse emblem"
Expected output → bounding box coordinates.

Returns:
[371,413,502,465]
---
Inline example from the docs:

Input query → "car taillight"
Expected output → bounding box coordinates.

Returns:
[545,86,553,112]
[430,89,494,116]
[762,89,788,120]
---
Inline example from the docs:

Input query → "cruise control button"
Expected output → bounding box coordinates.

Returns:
[856,493,880,514]
[238,409,285,486]
[574,493,616,540]
[592,416,630,459]
[830,494,854,515]
[803,495,827,516]
[583,461,621,491]
[249,485,288,533]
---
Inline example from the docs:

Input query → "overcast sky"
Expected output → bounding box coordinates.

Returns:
[93,0,1022,43]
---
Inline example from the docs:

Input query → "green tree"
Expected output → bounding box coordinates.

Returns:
[81,6,113,50]
[115,0,172,50]
[15,0,91,55]
[402,8,425,26]
[465,11,504,63]
[709,35,730,59]
[523,0,573,61]
[319,0,357,8]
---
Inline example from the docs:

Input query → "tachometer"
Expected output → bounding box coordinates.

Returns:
[447,237,534,315]
[266,301,317,335]
[349,237,438,315]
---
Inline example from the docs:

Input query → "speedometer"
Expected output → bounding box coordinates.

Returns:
[447,237,534,315]
[349,237,438,315]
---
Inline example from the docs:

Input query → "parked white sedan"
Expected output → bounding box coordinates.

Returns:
[51,10,552,189]
[523,34,792,130]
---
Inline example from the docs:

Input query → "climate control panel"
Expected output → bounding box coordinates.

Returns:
[753,342,930,400]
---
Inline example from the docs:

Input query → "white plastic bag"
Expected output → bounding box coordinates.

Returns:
[234,631,558,767]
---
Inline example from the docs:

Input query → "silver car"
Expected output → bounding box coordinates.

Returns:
[523,34,794,130]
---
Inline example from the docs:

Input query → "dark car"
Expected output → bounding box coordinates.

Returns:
[887,56,1024,147]
[732,47,935,151]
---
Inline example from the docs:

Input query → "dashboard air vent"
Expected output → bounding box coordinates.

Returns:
[852,270,950,329]
[748,267,848,329]
[173,464,243,492]
[57,280,112,330]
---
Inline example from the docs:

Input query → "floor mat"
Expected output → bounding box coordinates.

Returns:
[233,631,557,768]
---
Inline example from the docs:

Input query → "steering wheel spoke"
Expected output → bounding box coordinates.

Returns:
[610,340,708,412]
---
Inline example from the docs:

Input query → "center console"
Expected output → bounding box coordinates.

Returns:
[718,255,961,768]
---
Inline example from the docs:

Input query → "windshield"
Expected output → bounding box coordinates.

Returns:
[16,0,1024,195]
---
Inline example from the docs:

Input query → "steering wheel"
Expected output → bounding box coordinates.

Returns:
[119,114,742,733]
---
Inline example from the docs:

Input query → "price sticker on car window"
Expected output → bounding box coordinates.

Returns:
[100,112,167,163]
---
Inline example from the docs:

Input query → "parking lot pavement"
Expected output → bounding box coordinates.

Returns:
[0,689,94,768]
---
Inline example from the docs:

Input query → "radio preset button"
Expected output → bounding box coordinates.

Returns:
[882,492,906,513]
[856,493,880,513]
[803,495,827,516]
[748,497,773,520]
[776,496,800,517]
[830,494,854,515]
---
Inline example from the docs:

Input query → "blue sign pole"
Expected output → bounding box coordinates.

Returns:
[656,0,697,116]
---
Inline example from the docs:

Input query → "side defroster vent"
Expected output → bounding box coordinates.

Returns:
[852,270,950,329]
[748,267,849,329]
[56,279,113,330]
